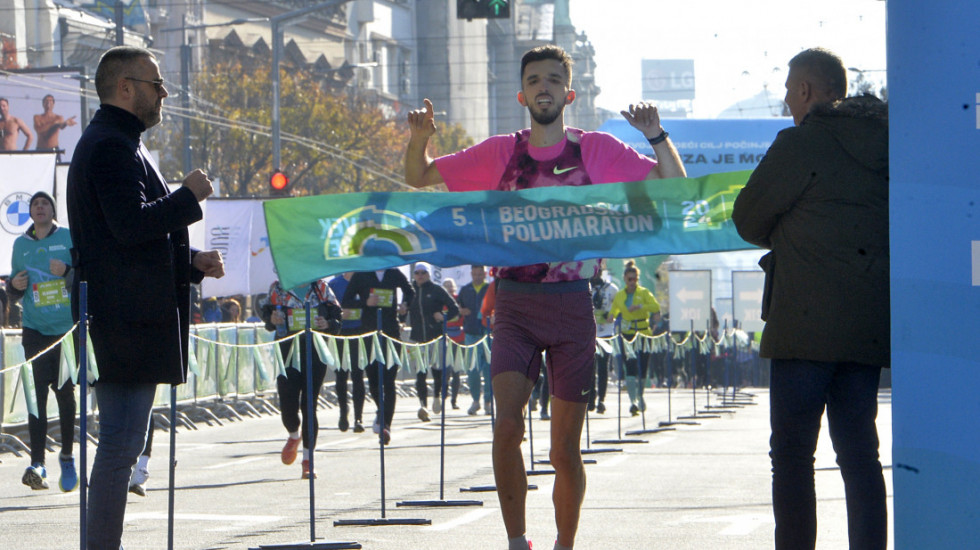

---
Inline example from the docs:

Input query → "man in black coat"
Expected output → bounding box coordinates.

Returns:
[405,262,460,419]
[67,45,224,549]
[732,48,888,550]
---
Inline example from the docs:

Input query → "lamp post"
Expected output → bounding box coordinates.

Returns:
[271,0,354,174]
[160,16,269,176]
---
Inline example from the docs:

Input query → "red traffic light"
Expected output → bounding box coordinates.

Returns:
[270,171,289,191]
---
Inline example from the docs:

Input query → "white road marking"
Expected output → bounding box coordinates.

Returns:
[125,512,280,524]
[203,456,266,470]
[423,508,495,531]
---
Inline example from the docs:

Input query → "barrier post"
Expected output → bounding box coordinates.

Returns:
[397,320,482,506]
[79,281,88,550]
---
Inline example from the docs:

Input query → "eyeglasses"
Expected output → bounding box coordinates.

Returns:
[125,76,166,91]
[414,270,428,274]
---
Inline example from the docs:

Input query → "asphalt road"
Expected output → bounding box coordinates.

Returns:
[0,384,894,549]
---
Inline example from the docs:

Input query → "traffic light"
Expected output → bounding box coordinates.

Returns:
[270,170,290,196]
[457,0,510,20]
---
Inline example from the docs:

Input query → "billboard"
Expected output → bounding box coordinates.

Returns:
[598,118,792,178]
[642,59,695,102]
[0,69,85,162]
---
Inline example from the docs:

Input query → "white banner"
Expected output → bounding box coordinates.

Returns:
[0,152,58,275]
[201,200,252,298]
[199,199,276,298]
[247,200,276,295]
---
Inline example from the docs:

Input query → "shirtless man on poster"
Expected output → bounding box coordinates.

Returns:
[1,97,35,151]
[34,95,77,151]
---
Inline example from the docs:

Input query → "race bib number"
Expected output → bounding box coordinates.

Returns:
[371,288,395,308]
[287,309,307,332]
[33,280,69,307]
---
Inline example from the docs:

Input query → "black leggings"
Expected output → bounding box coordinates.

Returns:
[23,327,76,466]
[276,335,327,450]
[366,339,400,429]
[334,333,366,421]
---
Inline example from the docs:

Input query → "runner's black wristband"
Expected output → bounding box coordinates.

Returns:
[647,130,669,145]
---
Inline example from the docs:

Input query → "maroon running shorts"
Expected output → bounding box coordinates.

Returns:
[490,279,596,403]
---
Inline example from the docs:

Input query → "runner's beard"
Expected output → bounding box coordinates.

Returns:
[528,102,563,125]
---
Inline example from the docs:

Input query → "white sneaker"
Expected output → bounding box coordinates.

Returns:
[433,400,442,414]
[417,407,430,422]
[129,466,149,496]
[467,401,480,415]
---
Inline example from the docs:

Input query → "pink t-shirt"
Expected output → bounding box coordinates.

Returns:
[433,129,657,283]
[435,129,656,192]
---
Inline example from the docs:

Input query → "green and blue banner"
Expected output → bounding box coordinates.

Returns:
[264,170,757,290]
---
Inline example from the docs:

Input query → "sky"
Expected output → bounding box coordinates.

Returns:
[567,0,887,118]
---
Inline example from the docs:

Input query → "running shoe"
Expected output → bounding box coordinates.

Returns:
[418,407,430,422]
[433,399,442,414]
[129,463,149,496]
[338,415,349,432]
[382,428,391,446]
[468,401,480,415]
[22,463,48,490]
[353,420,365,433]
[281,437,300,465]
[59,455,78,493]
[596,402,606,414]
[301,460,317,480]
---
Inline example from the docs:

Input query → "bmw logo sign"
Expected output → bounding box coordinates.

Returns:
[2,192,33,235]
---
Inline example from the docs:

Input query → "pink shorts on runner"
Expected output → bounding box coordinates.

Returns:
[490,279,596,403]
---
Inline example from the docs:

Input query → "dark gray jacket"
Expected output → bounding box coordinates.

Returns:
[732,96,889,367]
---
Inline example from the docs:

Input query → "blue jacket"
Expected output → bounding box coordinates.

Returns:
[457,281,489,335]
[10,223,74,335]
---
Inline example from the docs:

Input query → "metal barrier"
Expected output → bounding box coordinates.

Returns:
[0,323,767,454]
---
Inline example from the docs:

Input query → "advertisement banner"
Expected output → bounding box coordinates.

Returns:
[265,171,756,291]
[0,152,57,275]
[0,70,84,161]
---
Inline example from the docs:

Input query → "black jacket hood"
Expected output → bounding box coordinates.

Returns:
[805,95,888,174]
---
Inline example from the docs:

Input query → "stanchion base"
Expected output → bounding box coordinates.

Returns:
[699,409,734,415]
[396,499,483,507]
[678,414,721,420]
[592,438,648,444]
[251,541,361,549]
[624,427,675,436]
[705,404,742,410]
[460,484,538,492]
[581,447,623,454]
[332,518,431,527]
[527,469,556,476]
[659,420,699,427]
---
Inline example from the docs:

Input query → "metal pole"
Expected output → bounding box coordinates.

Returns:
[304,302,316,542]
[115,1,124,45]
[180,43,192,176]
[271,19,281,171]
[168,385,176,550]
[79,282,88,550]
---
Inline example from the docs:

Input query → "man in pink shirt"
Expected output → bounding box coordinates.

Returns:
[405,44,685,550]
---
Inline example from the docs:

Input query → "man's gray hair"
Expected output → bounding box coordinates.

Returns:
[789,48,847,100]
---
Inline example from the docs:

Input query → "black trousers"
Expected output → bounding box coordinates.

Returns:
[23,327,76,465]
